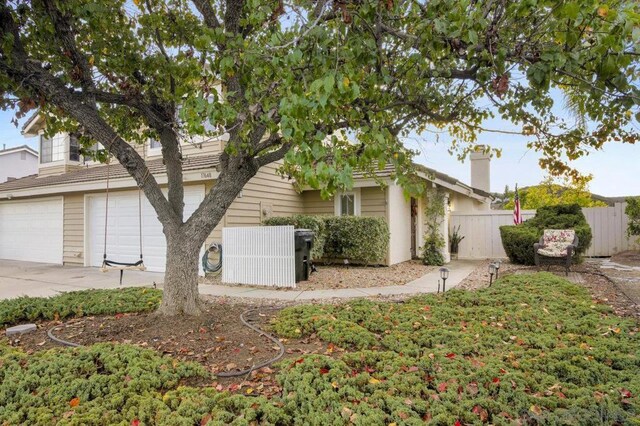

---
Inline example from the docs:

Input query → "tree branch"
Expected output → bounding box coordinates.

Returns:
[191,0,221,31]
[40,0,96,93]
[0,6,177,227]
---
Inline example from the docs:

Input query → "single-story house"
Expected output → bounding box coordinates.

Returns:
[0,115,492,272]
[0,144,38,183]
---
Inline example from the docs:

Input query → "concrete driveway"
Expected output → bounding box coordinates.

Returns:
[0,260,164,300]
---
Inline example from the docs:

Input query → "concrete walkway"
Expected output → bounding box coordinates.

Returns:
[0,260,164,299]
[0,259,479,301]
[198,260,480,301]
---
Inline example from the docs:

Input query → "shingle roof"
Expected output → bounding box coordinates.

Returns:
[0,153,490,201]
[353,162,492,200]
[0,155,220,193]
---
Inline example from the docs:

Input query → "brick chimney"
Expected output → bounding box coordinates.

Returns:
[470,145,490,193]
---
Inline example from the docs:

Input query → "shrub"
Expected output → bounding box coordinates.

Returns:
[500,225,541,265]
[421,188,446,265]
[626,197,640,242]
[500,204,592,265]
[0,287,162,328]
[421,234,445,266]
[263,215,326,260]
[323,216,389,265]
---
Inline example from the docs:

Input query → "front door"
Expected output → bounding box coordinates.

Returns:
[410,197,418,259]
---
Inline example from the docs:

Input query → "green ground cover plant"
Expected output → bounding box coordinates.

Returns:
[273,273,639,424]
[1,274,638,425]
[0,288,162,328]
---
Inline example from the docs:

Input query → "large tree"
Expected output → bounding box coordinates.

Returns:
[0,0,638,315]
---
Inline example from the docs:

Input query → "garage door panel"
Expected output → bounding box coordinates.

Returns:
[0,198,63,264]
[88,186,204,273]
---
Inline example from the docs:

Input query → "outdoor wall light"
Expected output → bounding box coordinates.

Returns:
[488,263,497,287]
[439,267,450,292]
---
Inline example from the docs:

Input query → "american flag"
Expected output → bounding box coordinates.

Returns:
[513,185,523,225]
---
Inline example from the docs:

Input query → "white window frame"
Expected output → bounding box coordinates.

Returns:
[334,188,361,216]
[38,132,81,167]
[82,142,105,165]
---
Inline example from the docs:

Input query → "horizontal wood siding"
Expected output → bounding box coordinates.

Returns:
[361,187,387,217]
[302,190,333,215]
[205,163,304,247]
[63,193,84,264]
[146,139,224,159]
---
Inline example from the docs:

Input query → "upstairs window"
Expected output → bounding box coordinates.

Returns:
[69,134,80,162]
[40,133,80,164]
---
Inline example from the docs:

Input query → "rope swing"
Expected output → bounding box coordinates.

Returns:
[100,158,146,284]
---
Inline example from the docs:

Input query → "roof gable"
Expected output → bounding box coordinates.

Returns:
[0,145,38,157]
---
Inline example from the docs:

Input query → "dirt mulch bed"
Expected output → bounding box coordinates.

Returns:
[202,260,435,291]
[609,250,640,267]
[6,299,332,397]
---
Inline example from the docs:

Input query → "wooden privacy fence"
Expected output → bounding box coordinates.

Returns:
[222,225,296,287]
[451,203,636,259]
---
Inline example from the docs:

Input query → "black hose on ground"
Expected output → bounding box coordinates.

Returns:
[216,307,285,378]
[47,326,81,347]
[46,307,286,377]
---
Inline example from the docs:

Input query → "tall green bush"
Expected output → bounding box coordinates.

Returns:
[263,215,326,260]
[499,226,541,265]
[264,215,389,264]
[626,197,640,243]
[500,204,592,265]
[323,216,389,265]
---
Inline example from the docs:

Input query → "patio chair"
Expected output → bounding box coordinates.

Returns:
[533,229,579,276]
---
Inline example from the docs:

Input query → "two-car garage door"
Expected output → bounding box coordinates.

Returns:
[0,198,64,264]
[86,186,205,272]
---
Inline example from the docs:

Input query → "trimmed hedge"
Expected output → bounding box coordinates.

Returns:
[499,225,541,265]
[500,204,593,265]
[263,215,326,260]
[264,215,389,265]
[323,216,389,265]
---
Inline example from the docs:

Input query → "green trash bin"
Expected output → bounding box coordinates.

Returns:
[294,229,314,282]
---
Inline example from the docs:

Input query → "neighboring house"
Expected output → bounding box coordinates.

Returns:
[0,115,492,271]
[0,144,38,183]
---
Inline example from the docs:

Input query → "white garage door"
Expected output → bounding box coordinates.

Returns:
[87,186,205,273]
[0,197,64,264]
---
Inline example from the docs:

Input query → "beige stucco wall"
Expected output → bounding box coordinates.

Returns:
[449,192,489,212]
[386,183,412,265]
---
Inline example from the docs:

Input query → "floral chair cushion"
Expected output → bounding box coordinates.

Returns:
[537,229,576,258]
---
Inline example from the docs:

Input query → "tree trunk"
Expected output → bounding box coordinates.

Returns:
[157,232,204,316]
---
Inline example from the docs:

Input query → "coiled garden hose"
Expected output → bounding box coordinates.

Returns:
[202,242,223,273]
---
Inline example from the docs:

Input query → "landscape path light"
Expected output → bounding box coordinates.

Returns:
[439,267,450,292]
[488,263,497,287]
